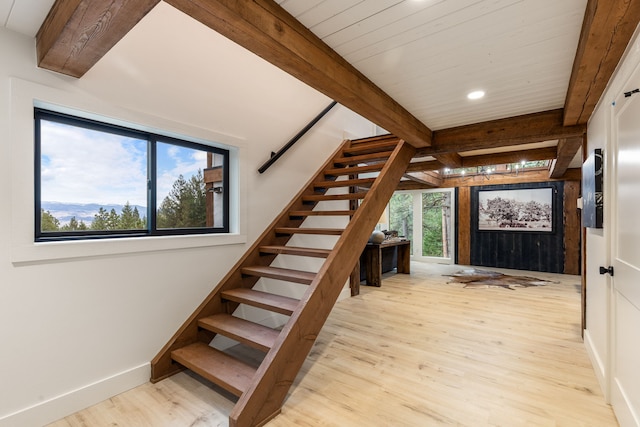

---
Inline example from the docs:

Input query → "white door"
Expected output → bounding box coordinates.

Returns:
[611,71,640,426]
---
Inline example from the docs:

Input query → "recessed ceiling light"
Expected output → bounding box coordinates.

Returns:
[467,90,485,100]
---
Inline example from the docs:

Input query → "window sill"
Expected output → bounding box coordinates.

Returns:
[11,233,247,265]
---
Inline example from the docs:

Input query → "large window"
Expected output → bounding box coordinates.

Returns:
[387,189,455,263]
[35,109,229,241]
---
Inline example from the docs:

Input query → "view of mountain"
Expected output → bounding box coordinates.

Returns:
[41,202,147,225]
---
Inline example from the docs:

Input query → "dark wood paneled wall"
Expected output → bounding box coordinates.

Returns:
[455,181,580,274]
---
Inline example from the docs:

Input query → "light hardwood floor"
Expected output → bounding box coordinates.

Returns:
[49,263,617,426]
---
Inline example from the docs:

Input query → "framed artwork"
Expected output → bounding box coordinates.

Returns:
[478,187,553,231]
[582,148,603,228]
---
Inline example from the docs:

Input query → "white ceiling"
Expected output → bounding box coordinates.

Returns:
[276,0,587,130]
[4,0,587,150]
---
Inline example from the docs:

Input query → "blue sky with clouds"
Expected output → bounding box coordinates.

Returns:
[40,120,206,208]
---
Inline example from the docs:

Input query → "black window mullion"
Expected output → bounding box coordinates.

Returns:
[148,138,157,235]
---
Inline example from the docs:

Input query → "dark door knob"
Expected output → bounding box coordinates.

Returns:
[599,266,614,276]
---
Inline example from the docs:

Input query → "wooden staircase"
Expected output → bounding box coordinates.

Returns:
[150,135,416,426]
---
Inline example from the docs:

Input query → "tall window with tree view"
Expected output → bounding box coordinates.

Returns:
[35,109,229,241]
[422,191,452,258]
[388,189,455,262]
[389,193,413,254]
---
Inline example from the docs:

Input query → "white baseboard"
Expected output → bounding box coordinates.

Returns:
[612,377,640,427]
[0,363,150,427]
[583,329,609,402]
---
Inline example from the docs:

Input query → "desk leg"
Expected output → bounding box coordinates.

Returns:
[397,243,410,274]
[350,260,360,296]
[365,247,382,287]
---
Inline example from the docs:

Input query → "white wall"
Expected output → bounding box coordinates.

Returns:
[0,4,376,425]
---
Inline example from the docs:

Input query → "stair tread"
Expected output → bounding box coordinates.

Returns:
[324,163,385,176]
[343,140,399,155]
[259,245,332,258]
[222,288,299,315]
[199,314,279,352]
[275,227,344,235]
[289,210,356,216]
[171,342,256,397]
[334,151,394,165]
[314,177,376,189]
[302,193,366,202]
[241,265,316,285]
[349,134,397,144]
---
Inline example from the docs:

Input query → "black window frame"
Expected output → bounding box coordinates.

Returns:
[35,108,230,242]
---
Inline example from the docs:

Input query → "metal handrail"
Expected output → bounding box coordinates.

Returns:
[258,101,338,173]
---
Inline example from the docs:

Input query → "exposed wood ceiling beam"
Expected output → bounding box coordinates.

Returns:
[564,0,640,126]
[461,147,558,168]
[433,153,463,168]
[416,109,586,157]
[403,172,442,188]
[406,160,443,173]
[427,168,581,190]
[36,0,160,78]
[406,146,559,174]
[549,137,584,178]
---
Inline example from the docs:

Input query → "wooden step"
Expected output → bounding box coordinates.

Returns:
[349,134,397,144]
[221,288,300,315]
[241,266,316,285]
[314,177,376,189]
[198,314,279,352]
[343,140,399,156]
[171,342,256,397]
[324,163,385,176]
[302,193,366,202]
[289,210,356,217]
[333,151,394,166]
[275,227,344,236]
[259,245,332,258]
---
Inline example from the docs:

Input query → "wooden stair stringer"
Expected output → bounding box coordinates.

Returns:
[229,140,416,427]
[150,139,355,382]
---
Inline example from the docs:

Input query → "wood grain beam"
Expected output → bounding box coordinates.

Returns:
[416,109,585,156]
[36,0,160,77]
[434,153,463,168]
[549,137,583,178]
[444,168,581,188]
[461,147,558,168]
[161,0,431,148]
[406,160,444,173]
[403,171,442,187]
[564,0,640,125]
[406,147,557,174]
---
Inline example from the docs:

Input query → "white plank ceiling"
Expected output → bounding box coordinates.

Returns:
[276,0,587,130]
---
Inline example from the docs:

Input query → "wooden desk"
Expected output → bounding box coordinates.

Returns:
[360,240,410,287]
